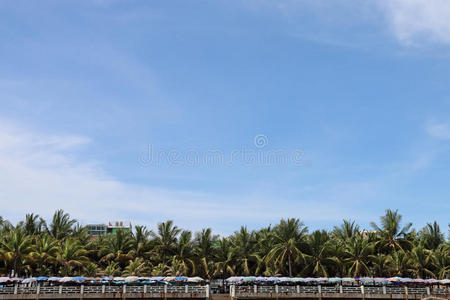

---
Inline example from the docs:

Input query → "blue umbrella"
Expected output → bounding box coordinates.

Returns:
[36,277,48,281]
[72,277,86,283]
[175,277,188,281]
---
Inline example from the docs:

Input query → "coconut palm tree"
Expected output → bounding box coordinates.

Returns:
[369,253,389,277]
[267,218,307,277]
[100,229,134,266]
[123,257,149,276]
[409,245,433,278]
[387,250,412,277]
[57,238,89,276]
[194,228,217,279]
[431,246,449,279]
[30,234,59,275]
[132,225,152,258]
[214,238,236,285]
[371,209,412,252]
[104,261,121,276]
[0,228,33,276]
[342,237,373,277]
[303,230,336,277]
[333,220,360,242]
[232,226,255,275]
[151,220,181,264]
[174,230,195,275]
[419,222,445,250]
[46,210,76,240]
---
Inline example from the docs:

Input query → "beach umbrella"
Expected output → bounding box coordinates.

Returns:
[412,279,426,284]
[425,279,438,284]
[101,277,113,281]
[187,277,204,283]
[243,276,256,282]
[0,277,10,283]
[113,277,125,281]
[358,277,374,284]
[47,277,61,282]
[60,277,73,283]
[328,278,342,283]
[341,278,355,282]
[175,276,188,282]
[164,277,176,282]
[72,277,86,283]
[35,277,48,281]
[150,276,165,281]
[439,279,450,285]
[125,276,139,283]
[226,277,242,282]
[292,278,305,283]
[22,278,37,284]
[303,278,316,282]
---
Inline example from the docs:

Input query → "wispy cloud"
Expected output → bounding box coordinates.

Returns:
[0,120,368,234]
[379,0,450,46]
[426,121,450,140]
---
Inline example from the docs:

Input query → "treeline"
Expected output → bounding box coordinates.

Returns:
[0,209,448,279]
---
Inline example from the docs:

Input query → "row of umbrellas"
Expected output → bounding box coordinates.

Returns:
[226,277,450,285]
[0,276,205,284]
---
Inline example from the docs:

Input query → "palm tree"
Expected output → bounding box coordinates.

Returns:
[21,214,45,236]
[342,237,373,277]
[84,262,98,277]
[46,210,76,240]
[431,246,449,279]
[266,218,307,277]
[303,230,336,277]
[419,222,444,250]
[194,228,217,279]
[387,250,412,277]
[369,253,389,277]
[333,220,360,241]
[214,238,236,286]
[232,226,255,275]
[174,230,195,275]
[100,229,134,266]
[57,238,89,276]
[0,228,33,276]
[123,257,149,276]
[151,220,180,264]
[104,261,121,276]
[30,234,59,275]
[132,225,152,258]
[371,209,412,252]
[409,245,433,278]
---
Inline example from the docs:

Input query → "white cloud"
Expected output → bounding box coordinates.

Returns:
[0,120,368,234]
[426,122,450,140]
[373,0,450,45]
[248,0,450,46]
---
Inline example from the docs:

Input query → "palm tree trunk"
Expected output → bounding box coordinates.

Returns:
[288,255,292,277]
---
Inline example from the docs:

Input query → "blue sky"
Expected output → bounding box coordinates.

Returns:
[0,0,449,234]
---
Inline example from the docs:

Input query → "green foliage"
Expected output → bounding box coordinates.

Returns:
[0,209,448,278]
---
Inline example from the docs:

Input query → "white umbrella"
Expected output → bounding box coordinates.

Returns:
[60,277,73,283]
[187,277,204,283]
[164,276,176,282]
[22,278,37,284]
[113,277,125,281]
[125,276,139,282]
